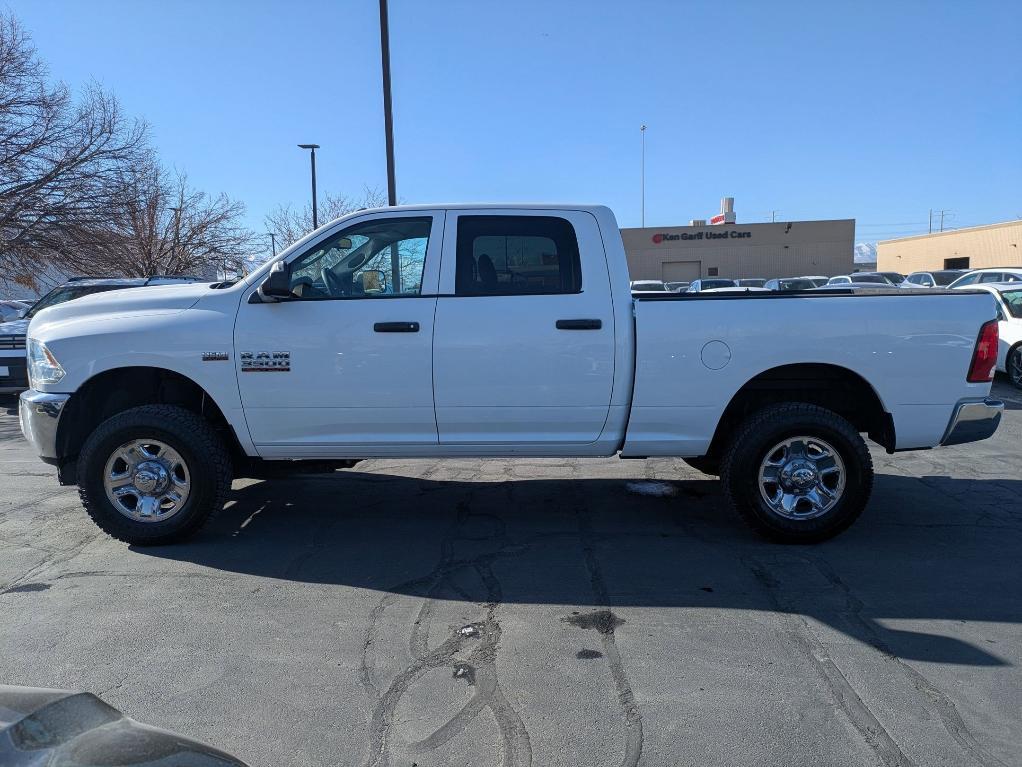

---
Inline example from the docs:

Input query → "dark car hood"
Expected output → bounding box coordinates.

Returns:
[0,318,28,338]
[0,685,248,766]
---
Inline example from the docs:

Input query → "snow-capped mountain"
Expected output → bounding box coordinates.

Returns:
[854,242,877,264]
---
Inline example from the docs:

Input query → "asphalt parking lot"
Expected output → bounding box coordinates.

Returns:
[1,382,1020,767]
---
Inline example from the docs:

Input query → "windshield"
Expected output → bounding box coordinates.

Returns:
[880,272,904,284]
[700,279,736,290]
[851,274,888,284]
[932,271,962,286]
[1001,289,1022,318]
[631,281,666,291]
[25,285,131,319]
[736,278,766,287]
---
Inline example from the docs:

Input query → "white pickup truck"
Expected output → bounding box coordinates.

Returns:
[18,205,1004,545]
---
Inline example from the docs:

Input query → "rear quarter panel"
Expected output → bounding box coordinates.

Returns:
[623,292,997,455]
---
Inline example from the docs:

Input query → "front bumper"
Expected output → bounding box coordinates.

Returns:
[940,398,1004,446]
[18,389,70,460]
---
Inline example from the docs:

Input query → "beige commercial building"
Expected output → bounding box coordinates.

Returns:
[622,218,855,283]
[878,220,1022,273]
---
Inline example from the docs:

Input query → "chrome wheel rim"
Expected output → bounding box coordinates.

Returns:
[758,436,845,520]
[103,439,191,522]
[1010,348,1022,387]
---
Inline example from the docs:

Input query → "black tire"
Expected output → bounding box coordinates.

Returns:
[682,457,720,476]
[720,403,873,543]
[77,405,232,545]
[1008,343,1022,390]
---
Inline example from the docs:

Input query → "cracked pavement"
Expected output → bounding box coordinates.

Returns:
[1,381,1020,766]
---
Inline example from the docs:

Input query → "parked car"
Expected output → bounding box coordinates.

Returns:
[764,277,817,291]
[800,275,829,287]
[19,203,1003,545]
[0,299,30,322]
[630,279,668,293]
[827,273,892,286]
[735,278,767,288]
[664,281,690,292]
[685,278,737,292]
[0,276,200,394]
[879,271,906,285]
[902,270,969,288]
[968,284,1022,388]
[811,282,900,292]
[948,268,1022,289]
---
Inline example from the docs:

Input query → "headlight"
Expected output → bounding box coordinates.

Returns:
[27,338,66,387]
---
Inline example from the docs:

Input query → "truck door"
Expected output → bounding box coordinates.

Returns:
[432,210,615,445]
[235,210,444,456]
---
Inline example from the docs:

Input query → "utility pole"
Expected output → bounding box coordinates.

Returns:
[928,209,933,234]
[640,124,646,228]
[770,210,779,223]
[379,0,397,206]
[268,232,277,258]
[298,144,320,229]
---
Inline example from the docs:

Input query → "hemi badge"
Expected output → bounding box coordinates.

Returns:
[202,352,229,362]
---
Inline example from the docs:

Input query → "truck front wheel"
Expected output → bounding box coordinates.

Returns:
[77,405,232,545]
[720,403,873,543]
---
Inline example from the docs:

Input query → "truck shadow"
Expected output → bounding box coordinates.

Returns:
[142,468,1022,668]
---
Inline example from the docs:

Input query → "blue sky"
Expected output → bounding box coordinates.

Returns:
[8,0,1021,251]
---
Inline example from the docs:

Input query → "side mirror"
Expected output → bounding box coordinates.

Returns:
[258,262,294,300]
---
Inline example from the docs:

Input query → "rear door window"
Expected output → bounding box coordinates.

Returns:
[455,216,582,296]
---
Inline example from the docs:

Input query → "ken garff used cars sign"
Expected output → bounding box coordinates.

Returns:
[651,231,753,243]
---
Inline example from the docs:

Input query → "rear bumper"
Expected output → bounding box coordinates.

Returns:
[940,398,1004,446]
[18,389,70,460]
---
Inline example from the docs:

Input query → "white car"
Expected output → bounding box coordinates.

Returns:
[19,203,1003,545]
[970,284,1022,388]
[630,279,668,294]
[901,270,969,289]
[949,268,1022,289]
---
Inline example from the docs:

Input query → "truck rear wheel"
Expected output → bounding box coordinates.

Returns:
[77,405,232,545]
[720,403,873,543]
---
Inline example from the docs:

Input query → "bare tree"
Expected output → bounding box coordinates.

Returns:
[263,186,387,255]
[0,14,147,287]
[76,160,256,279]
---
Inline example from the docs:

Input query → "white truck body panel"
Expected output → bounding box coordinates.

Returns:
[24,203,999,463]
[625,293,993,455]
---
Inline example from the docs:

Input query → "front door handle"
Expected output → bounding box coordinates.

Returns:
[556,319,602,330]
[374,321,419,333]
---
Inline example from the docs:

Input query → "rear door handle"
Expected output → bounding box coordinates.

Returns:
[556,319,602,330]
[374,321,419,333]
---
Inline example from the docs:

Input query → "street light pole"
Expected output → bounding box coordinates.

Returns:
[379,0,397,206]
[268,232,277,258]
[298,144,320,229]
[640,124,646,228]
